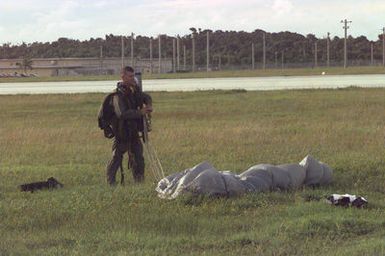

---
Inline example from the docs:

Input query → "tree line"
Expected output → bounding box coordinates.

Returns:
[1,28,384,68]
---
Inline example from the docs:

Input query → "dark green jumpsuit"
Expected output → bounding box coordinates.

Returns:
[106,88,152,185]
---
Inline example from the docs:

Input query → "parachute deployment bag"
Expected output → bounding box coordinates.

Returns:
[98,92,116,139]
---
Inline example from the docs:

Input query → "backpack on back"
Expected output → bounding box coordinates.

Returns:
[98,92,116,139]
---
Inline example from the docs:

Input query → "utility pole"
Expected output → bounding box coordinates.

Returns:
[251,43,255,69]
[302,43,306,61]
[314,41,318,67]
[227,54,230,68]
[150,37,153,74]
[158,35,161,74]
[275,51,278,68]
[206,31,210,72]
[172,38,176,73]
[370,41,374,66]
[176,35,180,70]
[130,32,134,67]
[192,33,196,72]
[99,45,103,74]
[281,50,284,69]
[121,35,124,68]
[327,32,330,67]
[218,54,221,70]
[341,19,352,68]
[382,27,385,66]
[183,45,186,70]
[263,32,266,69]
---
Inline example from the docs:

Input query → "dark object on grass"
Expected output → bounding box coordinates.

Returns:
[20,177,64,193]
[326,194,368,208]
[351,196,368,208]
[303,194,322,202]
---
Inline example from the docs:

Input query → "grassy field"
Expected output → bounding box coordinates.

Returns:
[1,66,385,83]
[1,88,385,255]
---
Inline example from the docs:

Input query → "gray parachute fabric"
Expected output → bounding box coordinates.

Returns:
[239,166,273,192]
[278,164,306,189]
[156,161,214,199]
[186,169,247,197]
[299,155,333,186]
[156,155,333,199]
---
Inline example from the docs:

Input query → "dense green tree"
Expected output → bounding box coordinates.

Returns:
[1,30,383,68]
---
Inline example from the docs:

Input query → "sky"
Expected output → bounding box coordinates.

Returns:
[1,0,385,45]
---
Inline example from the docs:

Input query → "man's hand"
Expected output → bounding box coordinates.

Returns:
[103,126,114,139]
[140,105,153,115]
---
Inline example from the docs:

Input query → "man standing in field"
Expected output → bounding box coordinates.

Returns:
[102,66,152,185]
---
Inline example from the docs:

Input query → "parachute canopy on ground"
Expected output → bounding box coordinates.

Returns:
[156,155,333,199]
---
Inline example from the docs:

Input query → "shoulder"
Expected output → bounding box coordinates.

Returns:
[103,91,117,102]
[110,90,124,99]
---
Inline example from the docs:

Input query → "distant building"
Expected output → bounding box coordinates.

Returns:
[0,57,172,77]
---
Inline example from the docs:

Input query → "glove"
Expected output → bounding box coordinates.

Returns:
[103,126,114,139]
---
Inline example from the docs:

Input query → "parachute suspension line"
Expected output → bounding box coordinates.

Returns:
[143,144,161,181]
[143,141,162,181]
[142,116,165,181]
[145,142,164,181]
[145,141,165,180]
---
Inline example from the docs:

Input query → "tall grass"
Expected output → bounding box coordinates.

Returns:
[1,88,385,255]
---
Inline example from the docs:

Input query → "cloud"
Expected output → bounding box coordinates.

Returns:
[0,0,385,44]
[272,0,293,16]
[16,1,86,41]
[93,0,109,8]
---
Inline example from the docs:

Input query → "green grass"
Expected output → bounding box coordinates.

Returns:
[1,66,385,83]
[1,88,385,255]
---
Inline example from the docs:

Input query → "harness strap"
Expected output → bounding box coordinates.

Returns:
[120,159,125,185]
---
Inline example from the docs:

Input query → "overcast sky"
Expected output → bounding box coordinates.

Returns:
[1,0,385,44]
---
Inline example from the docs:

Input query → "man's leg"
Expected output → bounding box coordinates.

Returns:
[106,140,127,185]
[128,136,145,182]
